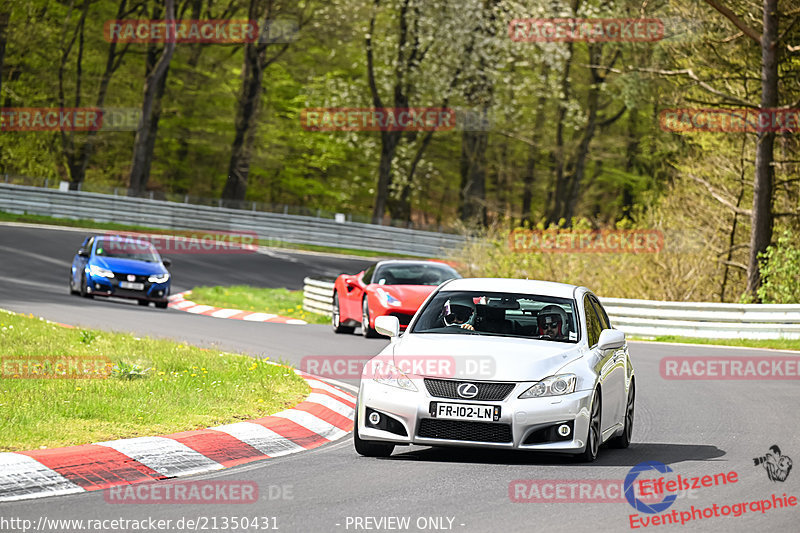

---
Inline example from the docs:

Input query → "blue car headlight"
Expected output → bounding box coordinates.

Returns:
[89,264,114,278]
[148,273,170,283]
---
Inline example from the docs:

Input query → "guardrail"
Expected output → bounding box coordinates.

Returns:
[0,183,466,257]
[302,278,800,340]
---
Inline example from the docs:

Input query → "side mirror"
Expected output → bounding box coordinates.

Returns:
[78,248,90,257]
[162,258,172,268]
[597,329,625,350]
[374,315,400,338]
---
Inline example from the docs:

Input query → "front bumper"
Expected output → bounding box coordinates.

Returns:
[86,274,170,302]
[357,378,594,452]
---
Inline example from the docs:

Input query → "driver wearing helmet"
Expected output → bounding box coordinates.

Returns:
[443,299,475,331]
[537,305,568,340]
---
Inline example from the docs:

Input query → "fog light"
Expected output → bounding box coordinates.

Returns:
[368,412,381,425]
[557,424,571,437]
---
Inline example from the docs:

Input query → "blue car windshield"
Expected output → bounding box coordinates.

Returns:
[95,238,161,263]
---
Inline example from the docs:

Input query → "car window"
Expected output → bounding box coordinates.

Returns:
[583,294,602,347]
[362,264,376,284]
[589,295,611,330]
[372,263,460,286]
[94,237,161,263]
[411,290,578,343]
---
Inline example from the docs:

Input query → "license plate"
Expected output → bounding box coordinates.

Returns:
[430,402,500,422]
[119,281,144,290]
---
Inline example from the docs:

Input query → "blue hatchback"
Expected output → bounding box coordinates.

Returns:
[70,235,172,308]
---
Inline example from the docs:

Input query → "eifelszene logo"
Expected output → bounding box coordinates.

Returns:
[624,461,678,514]
[754,445,793,482]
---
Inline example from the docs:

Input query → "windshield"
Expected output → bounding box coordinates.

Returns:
[372,263,460,286]
[410,290,579,343]
[94,238,161,263]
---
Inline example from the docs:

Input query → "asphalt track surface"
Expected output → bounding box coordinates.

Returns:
[1,223,798,533]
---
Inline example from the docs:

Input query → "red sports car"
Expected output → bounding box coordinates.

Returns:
[332,260,461,337]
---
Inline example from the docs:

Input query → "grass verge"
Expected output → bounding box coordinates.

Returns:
[0,309,309,451]
[188,286,329,325]
[0,210,413,258]
[629,335,800,352]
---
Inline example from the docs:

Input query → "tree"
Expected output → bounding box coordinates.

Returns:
[702,0,782,300]
[221,0,303,204]
[128,0,176,196]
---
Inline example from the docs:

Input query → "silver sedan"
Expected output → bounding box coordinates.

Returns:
[354,278,635,462]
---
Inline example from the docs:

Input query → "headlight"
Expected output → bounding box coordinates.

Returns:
[375,288,402,307]
[89,264,114,278]
[519,374,577,399]
[373,363,417,391]
[148,273,170,283]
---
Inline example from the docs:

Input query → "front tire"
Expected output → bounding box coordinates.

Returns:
[332,292,355,334]
[576,389,601,462]
[155,301,168,309]
[79,273,93,299]
[353,411,394,457]
[69,274,79,295]
[609,382,634,449]
[361,297,380,338]
[138,299,150,307]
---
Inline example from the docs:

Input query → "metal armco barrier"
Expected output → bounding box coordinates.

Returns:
[0,183,466,257]
[302,278,800,340]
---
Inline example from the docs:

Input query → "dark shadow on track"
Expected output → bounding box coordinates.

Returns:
[371,442,725,467]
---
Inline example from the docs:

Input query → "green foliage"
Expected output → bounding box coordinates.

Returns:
[111,361,151,381]
[757,230,800,304]
[79,330,97,345]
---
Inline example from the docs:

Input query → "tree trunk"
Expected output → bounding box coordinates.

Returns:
[521,65,549,224]
[459,115,489,226]
[128,0,175,196]
[222,38,266,203]
[0,10,9,102]
[372,131,402,223]
[562,44,603,222]
[547,40,574,225]
[746,0,778,300]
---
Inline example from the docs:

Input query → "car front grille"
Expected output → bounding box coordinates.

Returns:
[424,379,515,401]
[113,273,148,283]
[417,419,512,443]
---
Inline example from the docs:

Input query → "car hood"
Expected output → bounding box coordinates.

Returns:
[92,256,165,275]
[371,284,435,307]
[389,333,584,382]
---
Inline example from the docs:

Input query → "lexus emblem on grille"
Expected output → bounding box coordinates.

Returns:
[127,275,136,282]
[457,383,479,399]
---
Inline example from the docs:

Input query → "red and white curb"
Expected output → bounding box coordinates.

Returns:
[0,371,354,502]
[167,292,307,325]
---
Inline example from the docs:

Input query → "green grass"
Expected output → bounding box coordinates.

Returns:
[188,286,329,325]
[0,209,416,258]
[0,309,309,451]
[630,335,800,352]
